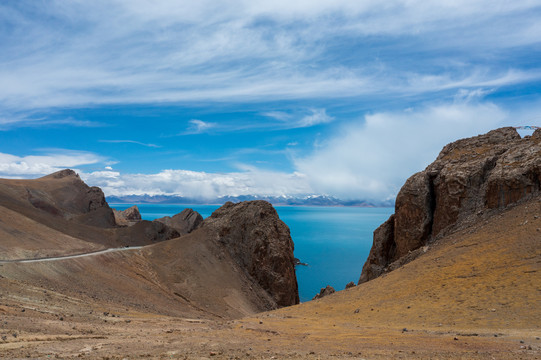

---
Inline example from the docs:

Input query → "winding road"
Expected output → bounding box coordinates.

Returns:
[0,246,144,264]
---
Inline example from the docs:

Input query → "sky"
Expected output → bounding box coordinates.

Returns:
[1,1,540,201]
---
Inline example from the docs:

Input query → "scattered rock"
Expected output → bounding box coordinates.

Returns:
[294,258,308,266]
[345,281,356,289]
[312,285,335,300]
[354,309,360,314]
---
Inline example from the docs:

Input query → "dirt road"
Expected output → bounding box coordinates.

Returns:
[0,246,144,264]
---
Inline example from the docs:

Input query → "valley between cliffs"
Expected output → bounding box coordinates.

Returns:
[0,128,539,359]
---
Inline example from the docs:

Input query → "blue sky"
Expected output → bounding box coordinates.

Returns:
[1,1,540,201]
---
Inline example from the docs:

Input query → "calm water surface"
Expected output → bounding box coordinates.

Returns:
[111,203,393,302]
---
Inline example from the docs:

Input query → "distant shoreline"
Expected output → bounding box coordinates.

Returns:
[108,202,394,208]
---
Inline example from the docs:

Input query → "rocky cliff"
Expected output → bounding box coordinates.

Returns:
[154,208,203,235]
[360,127,541,283]
[202,201,299,307]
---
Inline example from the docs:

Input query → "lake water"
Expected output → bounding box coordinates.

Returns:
[110,203,394,302]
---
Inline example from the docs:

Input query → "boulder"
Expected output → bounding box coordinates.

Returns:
[154,208,203,234]
[359,127,541,283]
[202,201,299,307]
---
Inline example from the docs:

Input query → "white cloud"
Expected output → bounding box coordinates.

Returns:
[0,0,539,122]
[1,98,538,201]
[298,109,334,127]
[98,140,160,148]
[82,168,312,199]
[261,111,292,121]
[262,108,334,129]
[0,150,103,177]
[0,116,103,130]
[294,99,535,200]
[184,119,216,134]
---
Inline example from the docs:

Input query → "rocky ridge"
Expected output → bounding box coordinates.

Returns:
[360,127,541,283]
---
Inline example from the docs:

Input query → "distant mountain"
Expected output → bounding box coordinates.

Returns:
[106,194,394,207]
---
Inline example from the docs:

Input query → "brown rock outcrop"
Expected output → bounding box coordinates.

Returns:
[202,201,299,307]
[360,127,541,283]
[154,208,203,235]
[312,285,336,300]
[113,205,142,226]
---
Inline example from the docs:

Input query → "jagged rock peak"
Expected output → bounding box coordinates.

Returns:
[312,285,336,300]
[41,169,80,180]
[154,208,203,235]
[360,127,541,284]
[202,200,299,307]
[113,205,142,227]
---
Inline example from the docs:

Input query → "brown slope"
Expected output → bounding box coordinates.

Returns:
[0,196,538,359]
[225,196,540,358]
[0,169,115,228]
[0,205,104,260]
[0,228,279,320]
[0,170,180,258]
[0,197,297,319]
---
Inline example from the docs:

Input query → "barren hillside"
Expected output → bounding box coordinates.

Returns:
[0,195,538,359]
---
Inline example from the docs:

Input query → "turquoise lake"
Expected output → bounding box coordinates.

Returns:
[110,204,394,302]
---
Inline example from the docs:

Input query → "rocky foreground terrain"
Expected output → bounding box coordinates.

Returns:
[0,127,539,359]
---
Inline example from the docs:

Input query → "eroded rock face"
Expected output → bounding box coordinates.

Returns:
[202,201,299,307]
[360,127,541,283]
[154,208,203,235]
[113,205,142,227]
